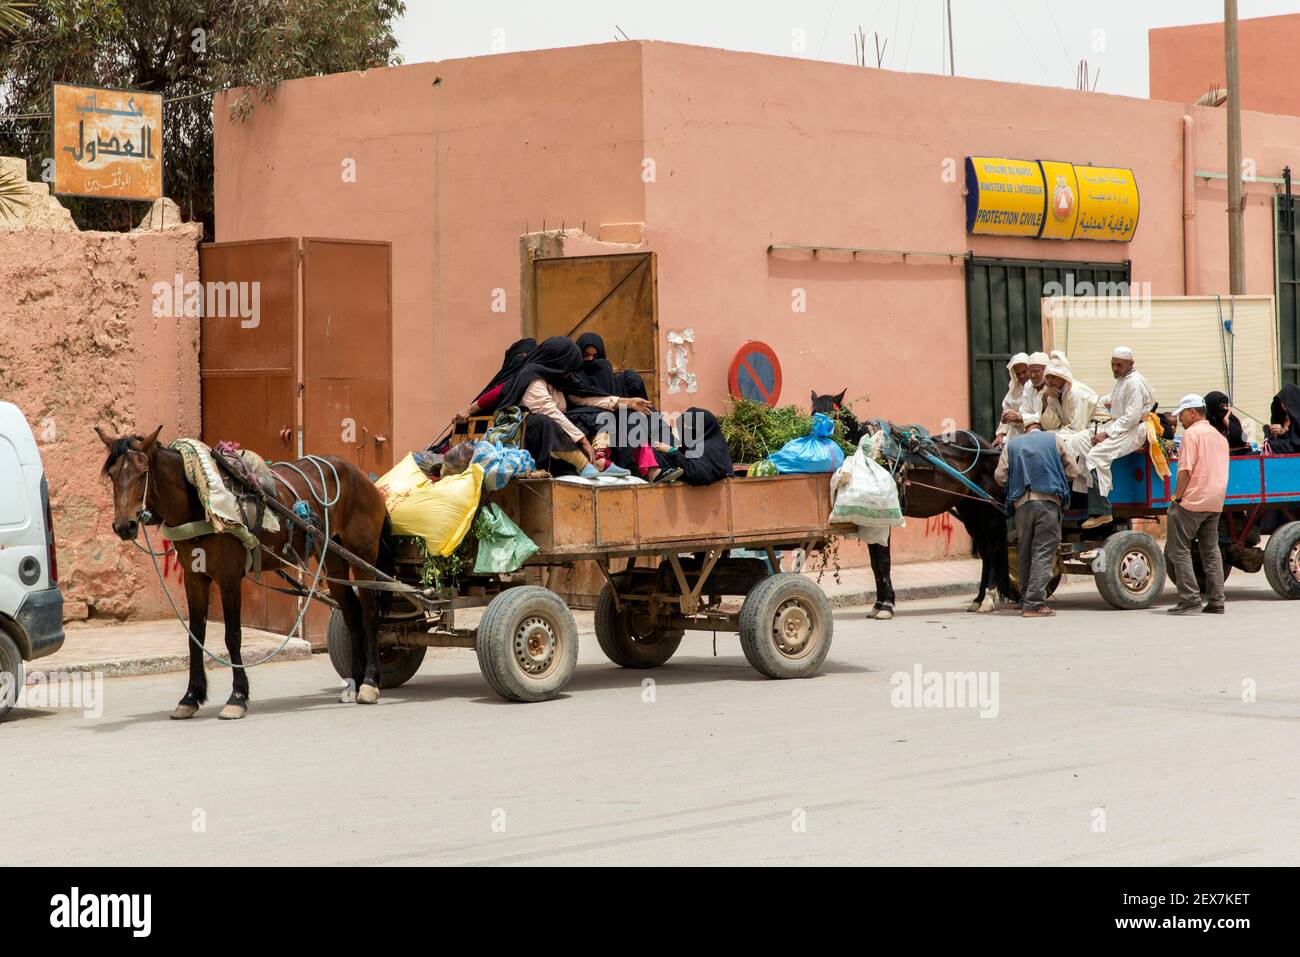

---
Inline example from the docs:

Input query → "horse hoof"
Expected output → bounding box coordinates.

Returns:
[218,703,248,720]
[876,608,894,621]
[866,606,879,619]
[356,684,380,705]
[170,704,199,720]
[967,601,982,613]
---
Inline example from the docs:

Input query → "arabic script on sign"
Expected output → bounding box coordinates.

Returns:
[53,83,162,201]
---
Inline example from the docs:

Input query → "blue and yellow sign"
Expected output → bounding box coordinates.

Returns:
[964,156,1138,243]
[964,157,1046,237]
[1037,160,1080,240]
[1073,165,1139,242]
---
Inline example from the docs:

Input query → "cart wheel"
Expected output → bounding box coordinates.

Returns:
[1164,543,1232,596]
[1263,521,1300,599]
[327,608,427,689]
[738,574,832,679]
[475,586,578,702]
[0,631,23,721]
[594,583,682,668]
[1093,530,1166,610]
[1004,544,1063,603]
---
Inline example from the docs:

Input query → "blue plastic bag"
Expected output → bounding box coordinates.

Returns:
[470,440,535,492]
[768,413,845,474]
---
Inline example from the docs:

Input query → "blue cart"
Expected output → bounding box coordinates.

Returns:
[1050,449,1300,609]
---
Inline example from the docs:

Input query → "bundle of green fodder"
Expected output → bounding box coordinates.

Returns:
[718,397,857,466]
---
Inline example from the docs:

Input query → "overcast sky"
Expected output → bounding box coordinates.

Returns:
[397,0,1300,99]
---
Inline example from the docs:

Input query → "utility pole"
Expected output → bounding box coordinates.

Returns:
[1225,0,1245,294]
[946,0,955,75]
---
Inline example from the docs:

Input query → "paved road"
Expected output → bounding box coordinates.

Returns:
[4,577,1298,866]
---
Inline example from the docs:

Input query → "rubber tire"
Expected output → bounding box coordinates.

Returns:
[593,583,682,668]
[0,630,23,721]
[737,573,833,679]
[326,607,427,689]
[1164,544,1232,596]
[475,586,578,702]
[1263,521,1300,599]
[1093,530,1166,610]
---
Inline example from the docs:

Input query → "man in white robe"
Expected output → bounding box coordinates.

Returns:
[1082,345,1157,528]
[1036,359,1099,492]
[993,352,1030,446]
[1018,352,1050,430]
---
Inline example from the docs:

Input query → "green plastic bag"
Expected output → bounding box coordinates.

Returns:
[473,503,539,573]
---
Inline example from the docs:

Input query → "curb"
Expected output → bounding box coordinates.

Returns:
[823,580,981,609]
[26,638,313,682]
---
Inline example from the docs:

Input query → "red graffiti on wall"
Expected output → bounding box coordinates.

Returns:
[924,513,955,554]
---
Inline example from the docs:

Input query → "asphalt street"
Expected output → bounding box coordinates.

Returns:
[4,576,1297,866]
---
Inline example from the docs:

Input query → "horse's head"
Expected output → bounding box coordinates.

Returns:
[96,425,163,541]
[810,389,847,417]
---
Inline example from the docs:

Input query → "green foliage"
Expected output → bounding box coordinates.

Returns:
[719,397,857,465]
[0,0,405,234]
[398,511,490,595]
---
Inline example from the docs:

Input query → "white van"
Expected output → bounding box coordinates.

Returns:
[0,401,64,719]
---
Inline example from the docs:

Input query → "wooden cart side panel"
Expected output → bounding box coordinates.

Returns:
[634,481,732,544]
[729,474,830,536]
[595,486,638,546]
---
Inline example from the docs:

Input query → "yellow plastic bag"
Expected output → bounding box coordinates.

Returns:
[376,454,484,556]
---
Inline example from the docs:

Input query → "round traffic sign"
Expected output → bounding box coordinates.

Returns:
[728,341,782,405]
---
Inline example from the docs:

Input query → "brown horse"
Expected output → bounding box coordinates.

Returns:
[98,426,393,719]
[811,394,1010,619]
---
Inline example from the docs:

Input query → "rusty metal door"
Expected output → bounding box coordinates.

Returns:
[199,237,393,641]
[530,253,659,405]
[301,239,394,478]
[199,238,299,634]
[199,238,298,458]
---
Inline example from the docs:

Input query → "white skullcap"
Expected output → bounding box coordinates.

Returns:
[1112,345,1134,360]
[1044,361,1073,382]
[1027,351,1050,366]
[1007,352,1030,370]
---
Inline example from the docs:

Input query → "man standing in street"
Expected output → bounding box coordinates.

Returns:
[1166,394,1230,615]
[995,429,1083,618]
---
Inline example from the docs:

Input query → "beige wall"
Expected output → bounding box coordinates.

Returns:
[0,225,202,620]
[212,40,1300,565]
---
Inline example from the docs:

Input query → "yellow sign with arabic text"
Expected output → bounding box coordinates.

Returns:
[964,156,1046,237]
[1037,160,1080,240]
[1073,165,1139,242]
[53,83,162,201]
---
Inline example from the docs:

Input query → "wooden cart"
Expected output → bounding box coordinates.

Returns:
[325,474,854,702]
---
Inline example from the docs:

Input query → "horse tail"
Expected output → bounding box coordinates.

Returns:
[377,512,396,615]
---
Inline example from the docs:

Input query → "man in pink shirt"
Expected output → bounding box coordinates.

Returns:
[1167,393,1231,614]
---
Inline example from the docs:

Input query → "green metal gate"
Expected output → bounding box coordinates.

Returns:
[1277,189,1299,387]
[965,255,1132,437]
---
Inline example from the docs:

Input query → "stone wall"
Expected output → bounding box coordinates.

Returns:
[0,161,201,620]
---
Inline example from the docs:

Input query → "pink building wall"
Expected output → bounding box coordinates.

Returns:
[1150,13,1300,118]
[213,40,1300,564]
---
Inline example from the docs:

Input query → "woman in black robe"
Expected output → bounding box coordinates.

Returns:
[454,337,536,420]
[650,408,733,485]
[1267,384,1300,454]
[1204,391,1253,456]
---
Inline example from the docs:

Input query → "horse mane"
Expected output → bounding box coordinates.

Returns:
[100,435,146,477]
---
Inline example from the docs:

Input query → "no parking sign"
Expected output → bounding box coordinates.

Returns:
[728,341,782,406]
